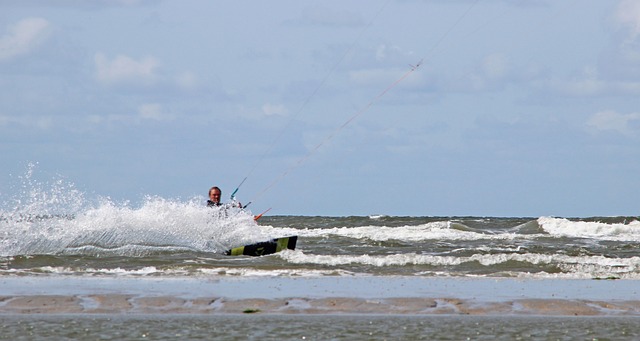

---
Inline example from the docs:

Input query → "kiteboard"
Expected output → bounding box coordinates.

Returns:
[225,236,298,256]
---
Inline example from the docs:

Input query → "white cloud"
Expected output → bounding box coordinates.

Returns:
[0,114,53,129]
[94,52,160,85]
[482,53,509,79]
[375,44,405,62]
[613,0,640,40]
[350,68,395,85]
[262,103,288,116]
[454,54,512,92]
[587,109,640,136]
[549,65,640,97]
[554,67,606,96]
[113,0,149,5]
[175,71,198,90]
[138,103,173,121]
[86,103,173,126]
[547,66,632,97]
[349,68,424,88]
[0,17,50,62]
[297,6,363,27]
[375,45,387,62]
[6,0,155,7]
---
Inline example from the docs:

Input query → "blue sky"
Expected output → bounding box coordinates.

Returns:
[1,0,639,217]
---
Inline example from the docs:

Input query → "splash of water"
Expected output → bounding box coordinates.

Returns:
[0,164,267,257]
[1,163,84,219]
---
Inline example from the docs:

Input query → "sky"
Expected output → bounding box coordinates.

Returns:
[1,0,639,217]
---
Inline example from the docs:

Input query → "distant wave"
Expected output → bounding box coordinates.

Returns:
[263,221,542,242]
[279,251,640,279]
[538,216,640,241]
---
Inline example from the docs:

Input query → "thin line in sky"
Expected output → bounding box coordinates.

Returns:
[234,0,392,201]
[248,1,483,207]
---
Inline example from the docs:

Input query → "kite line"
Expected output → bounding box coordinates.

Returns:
[241,0,481,208]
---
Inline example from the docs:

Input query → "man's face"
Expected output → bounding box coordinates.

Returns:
[209,189,221,203]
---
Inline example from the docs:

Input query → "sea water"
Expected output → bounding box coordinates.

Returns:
[2,315,640,340]
[1,166,640,339]
[3,212,639,279]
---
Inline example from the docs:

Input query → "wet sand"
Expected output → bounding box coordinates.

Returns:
[1,276,638,315]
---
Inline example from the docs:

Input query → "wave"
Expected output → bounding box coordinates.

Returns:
[262,222,543,242]
[538,216,640,241]
[8,251,637,279]
[261,216,640,243]
[279,251,640,279]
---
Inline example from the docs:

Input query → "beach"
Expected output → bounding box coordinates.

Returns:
[2,276,639,316]
[3,276,640,340]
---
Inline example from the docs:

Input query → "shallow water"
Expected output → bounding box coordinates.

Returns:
[2,315,639,340]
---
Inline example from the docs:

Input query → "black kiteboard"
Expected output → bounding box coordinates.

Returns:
[225,236,297,256]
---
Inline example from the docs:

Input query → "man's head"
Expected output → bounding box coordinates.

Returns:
[209,186,221,203]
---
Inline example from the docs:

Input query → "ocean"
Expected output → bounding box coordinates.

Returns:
[1,172,640,339]
[3,204,639,280]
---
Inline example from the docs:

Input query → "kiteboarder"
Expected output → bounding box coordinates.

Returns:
[207,186,241,208]
[207,186,222,207]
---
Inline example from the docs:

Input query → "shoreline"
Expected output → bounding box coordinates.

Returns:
[1,276,638,316]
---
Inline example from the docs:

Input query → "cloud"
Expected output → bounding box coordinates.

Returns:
[4,0,159,9]
[587,109,640,136]
[481,53,510,79]
[94,52,160,85]
[456,53,513,92]
[548,66,640,97]
[138,103,173,121]
[294,6,363,27]
[175,71,198,90]
[0,17,51,62]
[111,0,153,5]
[87,103,173,126]
[599,1,640,81]
[0,114,53,129]
[375,44,406,62]
[552,67,605,96]
[262,103,288,116]
[613,0,640,40]
[349,67,424,89]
